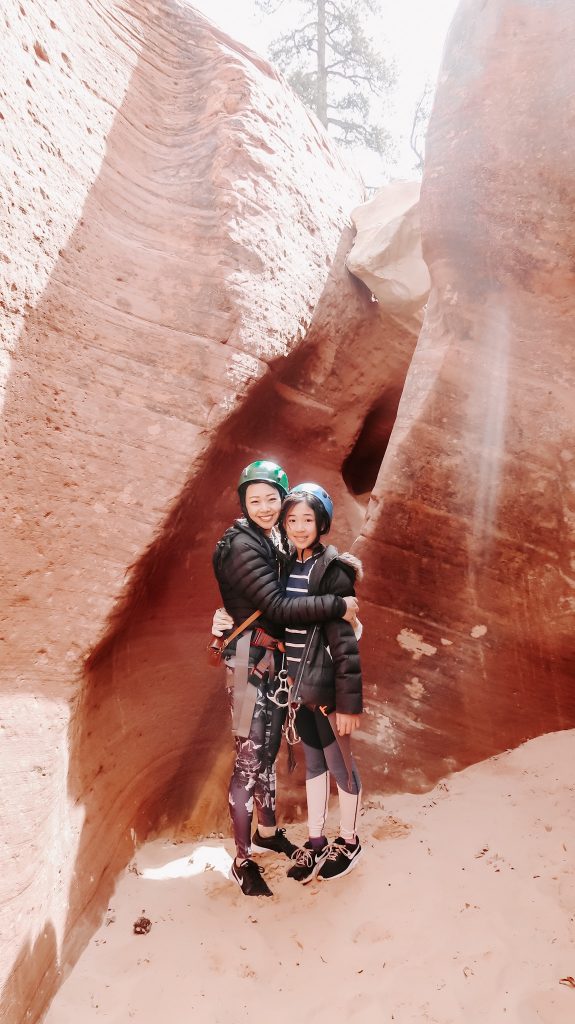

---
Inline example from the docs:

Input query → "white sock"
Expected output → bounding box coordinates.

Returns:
[337,784,362,844]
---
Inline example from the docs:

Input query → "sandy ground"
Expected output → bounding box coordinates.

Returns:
[44,730,575,1024]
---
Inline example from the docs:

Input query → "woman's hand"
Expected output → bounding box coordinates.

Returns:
[335,713,361,736]
[350,615,363,641]
[212,607,234,636]
[342,596,359,622]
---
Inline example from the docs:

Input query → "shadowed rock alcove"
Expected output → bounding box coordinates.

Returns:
[342,388,404,498]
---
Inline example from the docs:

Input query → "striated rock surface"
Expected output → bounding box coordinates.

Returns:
[0,1,416,1019]
[9,0,575,1018]
[347,180,430,335]
[355,0,575,789]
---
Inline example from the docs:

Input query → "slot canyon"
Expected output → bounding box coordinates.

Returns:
[0,0,574,1020]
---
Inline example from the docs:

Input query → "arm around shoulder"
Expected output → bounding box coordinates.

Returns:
[223,535,347,626]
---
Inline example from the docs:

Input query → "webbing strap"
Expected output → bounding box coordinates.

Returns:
[232,633,253,737]
[232,643,275,738]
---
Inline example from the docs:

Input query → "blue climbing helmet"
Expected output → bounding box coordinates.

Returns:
[288,482,334,530]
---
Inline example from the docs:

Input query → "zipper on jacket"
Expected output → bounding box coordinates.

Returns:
[290,626,317,705]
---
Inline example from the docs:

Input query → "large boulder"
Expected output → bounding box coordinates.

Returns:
[355,0,575,789]
[0,1,416,1019]
[347,180,430,335]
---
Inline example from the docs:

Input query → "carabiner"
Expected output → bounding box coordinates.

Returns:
[269,666,290,708]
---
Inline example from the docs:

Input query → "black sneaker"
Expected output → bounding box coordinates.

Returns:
[231,858,273,896]
[286,841,329,884]
[251,827,298,859]
[317,837,362,881]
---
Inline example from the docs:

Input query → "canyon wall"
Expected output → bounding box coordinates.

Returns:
[355,0,575,788]
[3,0,575,1019]
[0,1,414,1019]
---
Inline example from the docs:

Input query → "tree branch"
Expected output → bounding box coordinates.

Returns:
[325,67,373,84]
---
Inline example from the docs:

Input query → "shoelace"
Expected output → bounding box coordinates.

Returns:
[291,846,315,868]
[324,841,348,862]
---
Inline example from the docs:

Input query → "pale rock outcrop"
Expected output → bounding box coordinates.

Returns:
[0,1,416,1020]
[346,180,430,335]
[355,0,575,789]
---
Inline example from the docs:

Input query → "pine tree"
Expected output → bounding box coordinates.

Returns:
[257,0,396,158]
[409,79,434,173]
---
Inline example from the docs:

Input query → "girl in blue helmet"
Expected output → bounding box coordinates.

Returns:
[212,461,359,897]
[280,483,363,884]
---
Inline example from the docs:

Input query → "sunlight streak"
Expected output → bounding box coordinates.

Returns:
[139,845,233,881]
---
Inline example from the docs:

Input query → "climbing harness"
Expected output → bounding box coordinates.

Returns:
[232,632,259,737]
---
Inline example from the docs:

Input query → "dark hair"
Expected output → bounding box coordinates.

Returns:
[280,492,330,543]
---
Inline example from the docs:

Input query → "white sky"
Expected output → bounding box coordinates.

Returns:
[187,0,460,185]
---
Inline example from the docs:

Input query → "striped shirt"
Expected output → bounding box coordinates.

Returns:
[284,554,319,677]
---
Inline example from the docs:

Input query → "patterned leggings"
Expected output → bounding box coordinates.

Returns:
[227,664,286,860]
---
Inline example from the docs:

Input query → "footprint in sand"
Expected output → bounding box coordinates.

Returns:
[372,816,412,840]
[519,987,574,1023]
[203,876,237,899]
[352,919,392,943]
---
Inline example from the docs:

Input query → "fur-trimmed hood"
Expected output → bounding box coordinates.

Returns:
[300,543,363,588]
[338,551,363,582]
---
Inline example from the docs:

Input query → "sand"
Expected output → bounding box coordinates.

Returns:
[44,729,575,1024]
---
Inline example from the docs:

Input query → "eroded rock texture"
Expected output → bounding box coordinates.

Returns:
[356,0,575,789]
[0,1,415,1019]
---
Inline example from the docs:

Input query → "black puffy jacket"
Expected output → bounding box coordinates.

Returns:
[288,545,363,715]
[212,519,347,639]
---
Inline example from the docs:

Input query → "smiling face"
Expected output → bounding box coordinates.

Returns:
[244,482,282,534]
[283,499,319,557]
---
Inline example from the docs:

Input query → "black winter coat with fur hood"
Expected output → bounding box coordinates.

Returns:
[212,519,347,640]
[287,544,363,716]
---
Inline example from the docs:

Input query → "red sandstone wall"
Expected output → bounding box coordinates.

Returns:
[355,0,575,789]
[0,2,415,1019]
[7,1,574,1018]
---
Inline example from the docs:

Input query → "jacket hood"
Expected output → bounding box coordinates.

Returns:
[308,544,363,583]
[213,519,256,570]
[214,518,283,572]
[338,551,364,582]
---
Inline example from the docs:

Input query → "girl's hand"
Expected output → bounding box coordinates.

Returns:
[212,607,234,636]
[342,596,359,622]
[335,713,361,736]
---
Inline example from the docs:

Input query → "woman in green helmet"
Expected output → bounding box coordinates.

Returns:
[212,459,358,897]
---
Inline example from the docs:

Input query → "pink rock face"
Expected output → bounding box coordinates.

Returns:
[356,0,575,790]
[0,1,415,1019]
[9,0,575,1017]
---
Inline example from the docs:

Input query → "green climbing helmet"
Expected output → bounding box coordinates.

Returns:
[237,460,289,498]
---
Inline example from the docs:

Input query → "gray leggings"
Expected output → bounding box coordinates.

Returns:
[296,705,361,841]
[296,704,361,794]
